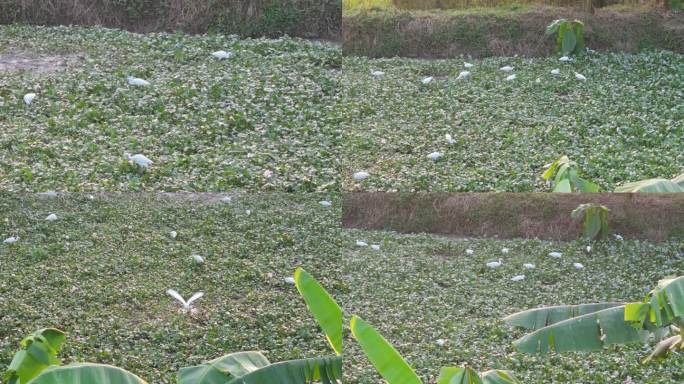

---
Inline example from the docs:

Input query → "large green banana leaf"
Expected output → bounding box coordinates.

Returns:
[504,302,624,330]
[615,178,684,192]
[480,370,520,384]
[27,363,147,384]
[437,368,520,384]
[177,351,270,384]
[294,268,344,355]
[512,306,647,355]
[350,316,422,384]
[672,173,684,188]
[4,328,66,384]
[625,276,684,329]
[225,356,342,384]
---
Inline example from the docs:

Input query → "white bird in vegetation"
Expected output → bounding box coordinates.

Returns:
[586,245,592,253]
[45,213,57,221]
[427,151,443,161]
[127,76,150,86]
[211,50,234,59]
[574,72,587,81]
[126,153,153,168]
[371,244,381,251]
[3,236,20,244]
[614,234,624,241]
[221,196,232,203]
[464,62,474,68]
[501,248,509,254]
[23,93,36,105]
[551,68,560,75]
[548,252,562,258]
[167,289,203,311]
[370,70,385,77]
[445,134,456,145]
[319,200,332,207]
[356,240,368,247]
[169,231,177,239]
[456,71,471,80]
[486,259,502,268]
[505,74,517,81]
[192,254,204,264]
[245,209,251,216]
[284,276,296,285]
[353,171,369,181]
[500,66,514,72]
[436,339,448,346]
[422,77,434,84]
[523,263,535,269]
[573,262,584,269]
[559,56,571,62]
[511,274,525,282]
[466,249,474,255]
[263,170,273,179]
[535,78,541,83]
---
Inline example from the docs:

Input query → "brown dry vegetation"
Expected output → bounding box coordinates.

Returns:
[342,193,684,241]
[342,5,684,57]
[0,0,341,39]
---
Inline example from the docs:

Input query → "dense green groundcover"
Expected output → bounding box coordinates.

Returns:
[2,194,684,383]
[339,51,684,192]
[0,26,343,192]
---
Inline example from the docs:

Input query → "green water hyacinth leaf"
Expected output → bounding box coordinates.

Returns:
[224,356,343,384]
[4,328,66,384]
[504,302,625,331]
[615,178,684,192]
[27,363,147,384]
[177,351,270,384]
[512,306,645,355]
[294,268,344,355]
[350,316,422,384]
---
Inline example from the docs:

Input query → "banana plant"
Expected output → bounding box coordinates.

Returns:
[294,268,521,384]
[546,19,585,56]
[504,276,684,363]
[571,203,609,240]
[542,155,600,192]
[4,328,66,384]
[615,172,684,192]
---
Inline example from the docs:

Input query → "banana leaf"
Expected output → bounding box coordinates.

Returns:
[27,363,147,384]
[615,178,684,192]
[505,302,624,330]
[625,276,684,328]
[177,351,270,384]
[670,173,684,188]
[561,28,577,56]
[572,20,585,53]
[350,316,422,384]
[225,356,343,384]
[294,268,344,355]
[437,367,482,384]
[512,306,647,355]
[4,328,66,384]
[480,370,521,384]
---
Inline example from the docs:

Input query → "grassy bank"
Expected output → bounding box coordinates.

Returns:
[343,6,684,57]
[0,0,341,39]
[1,193,684,382]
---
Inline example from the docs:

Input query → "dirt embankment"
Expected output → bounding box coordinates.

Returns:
[342,6,684,58]
[342,193,684,241]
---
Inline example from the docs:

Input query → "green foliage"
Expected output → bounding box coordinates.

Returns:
[571,203,610,240]
[27,363,147,384]
[546,19,585,56]
[615,175,684,192]
[4,328,65,384]
[505,276,684,362]
[542,155,600,192]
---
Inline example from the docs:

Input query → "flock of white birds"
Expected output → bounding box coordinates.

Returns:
[481,246,590,282]
[357,56,589,182]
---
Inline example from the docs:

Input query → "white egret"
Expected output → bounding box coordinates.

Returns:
[586,245,592,253]
[466,249,474,255]
[45,213,57,221]
[501,248,509,254]
[486,259,502,268]
[126,153,153,168]
[436,339,448,346]
[574,72,586,81]
[523,263,535,269]
[169,231,177,239]
[127,77,150,86]
[535,78,541,83]
[614,234,624,241]
[3,236,20,244]
[371,244,380,251]
[319,200,332,207]
[211,50,234,59]
[505,74,516,81]
[464,62,474,68]
[192,254,204,264]
[551,68,560,75]
[23,93,36,105]
[548,252,562,258]
[559,56,570,62]
[245,209,251,216]
[573,262,584,269]
[166,289,203,311]
[511,274,525,282]
[422,77,434,84]
[445,134,456,145]
[426,151,443,161]
[456,71,471,80]
[353,171,369,181]
[356,240,368,247]
[284,276,296,285]
[221,196,232,203]
[370,70,385,77]
[500,66,514,72]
